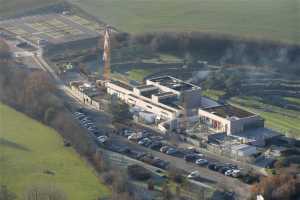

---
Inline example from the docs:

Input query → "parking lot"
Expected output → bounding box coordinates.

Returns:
[71,108,257,199]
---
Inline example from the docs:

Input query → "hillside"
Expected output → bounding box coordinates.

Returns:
[68,0,300,44]
[0,103,110,199]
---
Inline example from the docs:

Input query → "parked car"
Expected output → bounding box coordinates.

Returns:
[195,159,208,166]
[150,136,164,141]
[149,141,162,150]
[166,148,177,155]
[74,113,85,118]
[152,158,169,169]
[75,115,86,120]
[83,123,94,127]
[128,132,143,141]
[97,136,108,143]
[225,169,241,177]
[92,131,101,136]
[214,164,224,171]
[187,171,200,179]
[160,146,170,153]
[80,119,91,124]
[73,112,84,116]
[138,138,152,147]
[184,153,203,162]
[208,163,216,170]
[122,129,133,137]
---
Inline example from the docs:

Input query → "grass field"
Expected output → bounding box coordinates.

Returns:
[68,0,300,44]
[284,97,300,106]
[0,103,110,199]
[128,68,152,82]
[0,0,63,17]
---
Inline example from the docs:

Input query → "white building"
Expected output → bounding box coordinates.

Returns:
[105,76,202,123]
[104,76,268,135]
[198,105,264,135]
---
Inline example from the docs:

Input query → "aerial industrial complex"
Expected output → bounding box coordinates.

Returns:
[2,9,299,199]
[68,25,279,156]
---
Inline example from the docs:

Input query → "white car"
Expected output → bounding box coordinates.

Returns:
[231,169,241,178]
[97,136,108,143]
[128,132,143,141]
[225,170,233,176]
[73,112,83,116]
[195,159,208,166]
[187,171,200,179]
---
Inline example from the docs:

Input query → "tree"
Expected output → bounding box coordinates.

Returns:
[109,99,132,123]
[0,185,16,200]
[162,184,173,200]
[24,184,67,200]
[251,173,299,200]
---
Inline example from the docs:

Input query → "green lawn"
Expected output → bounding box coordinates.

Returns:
[284,97,300,106]
[68,0,300,44]
[202,89,225,101]
[229,96,300,138]
[0,103,110,199]
[0,0,63,17]
[128,68,152,82]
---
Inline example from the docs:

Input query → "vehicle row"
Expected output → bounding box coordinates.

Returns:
[73,111,108,143]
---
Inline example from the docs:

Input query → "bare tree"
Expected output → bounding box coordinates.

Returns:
[24,184,67,200]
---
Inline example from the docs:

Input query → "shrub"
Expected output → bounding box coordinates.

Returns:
[127,165,151,181]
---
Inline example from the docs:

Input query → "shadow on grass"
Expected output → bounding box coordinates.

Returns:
[0,138,31,151]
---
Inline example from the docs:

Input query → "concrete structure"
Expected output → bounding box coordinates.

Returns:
[104,75,267,136]
[231,144,257,157]
[106,78,183,121]
[198,105,264,135]
[70,81,104,110]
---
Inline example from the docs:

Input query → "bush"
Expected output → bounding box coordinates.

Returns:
[127,165,151,181]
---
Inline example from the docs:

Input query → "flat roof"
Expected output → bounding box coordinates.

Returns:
[204,105,256,118]
[128,93,178,113]
[149,76,200,92]
[154,92,176,97]
[0,14,103,45]
[110,79,133,91]
[231,144,256,151]
[136,84,157,90]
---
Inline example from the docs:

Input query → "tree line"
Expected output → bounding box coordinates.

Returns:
[112,31,300,75]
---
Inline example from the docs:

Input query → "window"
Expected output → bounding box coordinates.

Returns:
[146,105,152,109]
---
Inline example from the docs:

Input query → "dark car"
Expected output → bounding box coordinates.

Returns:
[219,166,231,174]
[152,159,169,169]
[214,164,224,171]
[149,141,162,150]
[208,163,216,170]
[242,175,259,184]
[184,154,203,162]
[166,148,178,155]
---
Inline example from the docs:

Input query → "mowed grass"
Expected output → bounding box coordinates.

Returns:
[128,68,152,81]
[68,0,300,44]
[202,89,225,101]
[0,103,110,199]
[0,0,63,17]
[284,97,300,106]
